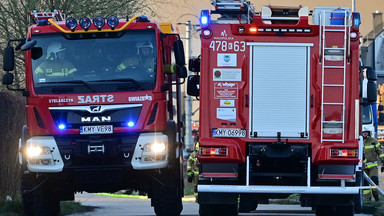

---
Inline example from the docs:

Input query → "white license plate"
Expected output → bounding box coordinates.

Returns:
[212,128,246,137]
[80,125,113,134]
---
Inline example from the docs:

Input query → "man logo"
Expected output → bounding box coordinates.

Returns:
[90,105,102,113]
[221,30,228,37]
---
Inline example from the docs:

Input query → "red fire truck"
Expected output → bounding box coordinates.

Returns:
[2,10,186,216]
[188,1,377,215]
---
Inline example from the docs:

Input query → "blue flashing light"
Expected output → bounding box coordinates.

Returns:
[107,16,119,29]
[65,17,77,31]
[58,124,66,130]
[200,10,210,27]
[37,19,49,26]
[127,121,135,127]
[79,17,91,30]
[353,12,361,29]
[93,16,105,29]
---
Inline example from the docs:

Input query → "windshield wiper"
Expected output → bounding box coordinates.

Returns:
[94,78,145,90]
[40,80,95,92]
[39,80,95,92]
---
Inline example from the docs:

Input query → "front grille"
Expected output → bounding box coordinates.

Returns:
[56,133,139,167]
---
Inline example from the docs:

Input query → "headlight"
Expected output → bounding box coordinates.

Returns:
[144,143,167,153]
[27,146,51,157]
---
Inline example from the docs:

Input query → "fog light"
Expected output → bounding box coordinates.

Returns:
[93,16,105,29]
[79,17,91,30]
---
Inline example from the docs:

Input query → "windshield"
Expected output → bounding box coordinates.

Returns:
[362,104,372,124]
[31,30,157,94]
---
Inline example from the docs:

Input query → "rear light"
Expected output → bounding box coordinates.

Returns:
[200,147,228,156]
[330,149,358,158]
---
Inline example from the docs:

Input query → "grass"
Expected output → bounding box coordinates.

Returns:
[362,200,384,216]
[0,200,96,216]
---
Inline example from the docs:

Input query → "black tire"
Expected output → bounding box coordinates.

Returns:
[354,171,364,213]
[239,194,258,213]
[199,204,238,216]
[153,183,182,216]
[22,174,60,216]
[315,205,335,216]
[336,205,355,216]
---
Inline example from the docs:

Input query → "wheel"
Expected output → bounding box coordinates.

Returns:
[239,194,258,213]
[354,171,364,213]
[315,205,335,216]
[22,174,60,216]
[152,182,182,216]
[199,204,238,216]
[336,205,355,216]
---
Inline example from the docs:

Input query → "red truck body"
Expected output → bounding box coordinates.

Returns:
[3,11,185,216]
[189,2,367,215]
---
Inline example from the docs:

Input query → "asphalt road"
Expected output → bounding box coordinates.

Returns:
[68,192,373,216]
[68,171,383,216]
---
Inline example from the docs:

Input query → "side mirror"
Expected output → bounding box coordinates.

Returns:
[187,75,200,96]
[173,40,185,66]
[3,46,15,72]
[365,67,377,81]
[2,73,14,85]
[367,80,377,102]
[177,65,187,78]
[21,40,37,51]
[189,57,200,72]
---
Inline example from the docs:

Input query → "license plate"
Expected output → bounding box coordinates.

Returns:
[212,128,246,137]
[80,125,113,134]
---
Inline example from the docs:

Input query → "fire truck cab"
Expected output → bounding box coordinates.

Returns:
[188,1,376,215]
[2,10,186,216]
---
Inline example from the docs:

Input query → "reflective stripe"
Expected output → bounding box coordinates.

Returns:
[363,159,367,163]
[375,143,381,148]
[366,163,378,169]
[193,171,199,175]
[363,189,371,195]
[379,154,384,158]
[364,145,375,149]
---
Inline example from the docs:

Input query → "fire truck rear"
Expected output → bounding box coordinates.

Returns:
[2,11,186,216]
[188,1,377,215]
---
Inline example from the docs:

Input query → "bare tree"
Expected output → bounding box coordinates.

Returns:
[0,0,173,90]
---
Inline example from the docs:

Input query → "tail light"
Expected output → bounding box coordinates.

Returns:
[200,147,228,156]
[330,149,358,158]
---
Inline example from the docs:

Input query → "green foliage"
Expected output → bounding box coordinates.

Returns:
[363,200,384,216]
[60,201,96,215]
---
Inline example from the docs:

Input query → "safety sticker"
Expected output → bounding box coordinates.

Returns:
[214,83,238,99]
[213,68,241,81]
[217,108,236,122]
[220,100,235,107]
[217,53,237,67]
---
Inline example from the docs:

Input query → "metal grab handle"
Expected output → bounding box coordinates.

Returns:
[363,171,384,198]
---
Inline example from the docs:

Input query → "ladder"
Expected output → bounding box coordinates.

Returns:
[211,0,254,24]
[319,9,351,143]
